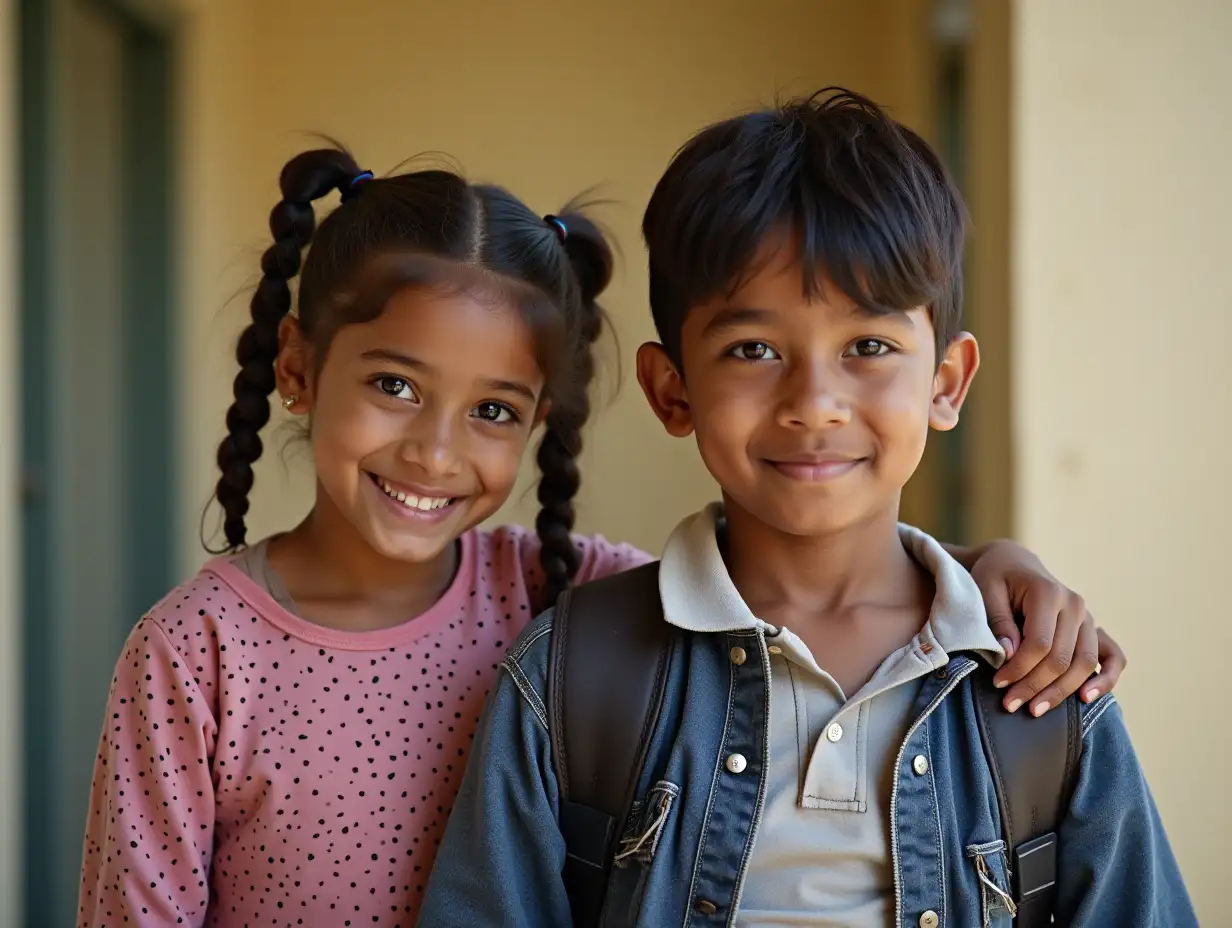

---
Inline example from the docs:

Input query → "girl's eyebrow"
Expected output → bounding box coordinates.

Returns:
[360,348,538,402]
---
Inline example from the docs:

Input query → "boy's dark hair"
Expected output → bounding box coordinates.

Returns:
[210,148,612,606]
[642,87,966,367]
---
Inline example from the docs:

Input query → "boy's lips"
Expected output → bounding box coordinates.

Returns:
[765,453,866,482]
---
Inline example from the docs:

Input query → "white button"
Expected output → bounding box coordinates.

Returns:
[725,753,748,774]
[825,722,844,743]
[919,911,940,928]
[730,646,747,665]
[767,645,783,655]
[913,755,929,776]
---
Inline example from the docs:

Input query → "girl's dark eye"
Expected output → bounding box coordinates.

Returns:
[730,341,779,361]
[375,376,415,400]
[472,401,517,424]
[847,338,892,358]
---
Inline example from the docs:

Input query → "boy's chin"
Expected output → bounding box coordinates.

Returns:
[728,491,891,540]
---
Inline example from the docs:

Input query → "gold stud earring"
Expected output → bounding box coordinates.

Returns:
[282,395,298,410]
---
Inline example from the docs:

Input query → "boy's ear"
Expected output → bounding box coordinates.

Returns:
[929,331,979,431]
[274,315,314,413]
[636,342,694,437]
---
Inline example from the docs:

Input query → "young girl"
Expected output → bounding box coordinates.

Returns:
[78,147,1125,928]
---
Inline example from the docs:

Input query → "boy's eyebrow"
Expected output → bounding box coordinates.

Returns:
[360,348,538,402]
[701,306,778,337]
[844,302,918,326]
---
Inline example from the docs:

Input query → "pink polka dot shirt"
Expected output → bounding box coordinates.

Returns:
[77,525,649,927]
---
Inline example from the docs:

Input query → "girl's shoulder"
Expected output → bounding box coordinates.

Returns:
[142,556,273,641]
[474,523,655,591]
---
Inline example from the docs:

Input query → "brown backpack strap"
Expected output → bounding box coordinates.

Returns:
[547,562,675,928]
[973,664,1082,927]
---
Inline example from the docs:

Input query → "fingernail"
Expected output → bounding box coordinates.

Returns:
[1006,698,1022,713]
[1032,701,1050,717]
[998,637,1013,653]
[994,677,1009,689]
[1084,688,1100,703]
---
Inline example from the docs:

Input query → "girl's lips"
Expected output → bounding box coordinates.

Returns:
[367,472,463,522]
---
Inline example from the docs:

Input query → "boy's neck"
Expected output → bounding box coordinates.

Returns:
[721,494,928,623]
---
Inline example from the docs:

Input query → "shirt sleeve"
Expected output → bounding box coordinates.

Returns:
[1057,695,1197,926]
[572,532,655,585]
[417,611,573,926]
[78,617,219,928]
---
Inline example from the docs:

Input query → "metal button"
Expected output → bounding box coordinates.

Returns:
[767,645,783,655]
[912,755,929,776]
[825,722,844,743]
[725,753,748,774]
[919,910,940,928]
[729,646,747,665]
[695,898,718,915]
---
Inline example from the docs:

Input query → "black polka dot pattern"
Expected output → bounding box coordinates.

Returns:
[78,526,649,927]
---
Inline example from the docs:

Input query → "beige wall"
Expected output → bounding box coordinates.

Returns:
[1014,0,1231,919]
[0,0,20,922]
[174,0,901,569]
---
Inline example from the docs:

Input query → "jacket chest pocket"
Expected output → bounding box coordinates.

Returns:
[965,840,1016,928]
[615,780,679,868]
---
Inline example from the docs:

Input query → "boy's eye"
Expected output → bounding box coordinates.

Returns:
[846,338,893,358]
[472,401,518,424]
[375,376,416,400]
[730,341,779,361]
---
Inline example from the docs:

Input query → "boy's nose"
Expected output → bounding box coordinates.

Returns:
[775,363,852,430]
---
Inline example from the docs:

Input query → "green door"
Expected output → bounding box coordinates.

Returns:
[20,1,176,923]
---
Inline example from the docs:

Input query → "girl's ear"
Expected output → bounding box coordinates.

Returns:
[275,316,313,413]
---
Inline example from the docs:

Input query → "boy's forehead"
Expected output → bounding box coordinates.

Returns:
[690,247,879,325]
[681,256,932,353]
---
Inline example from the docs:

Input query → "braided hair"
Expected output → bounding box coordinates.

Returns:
[208,148,613,610]
[535,212,612,606]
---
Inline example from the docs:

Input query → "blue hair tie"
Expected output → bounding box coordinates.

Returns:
[341,170,375,202]
[544,214,568,243]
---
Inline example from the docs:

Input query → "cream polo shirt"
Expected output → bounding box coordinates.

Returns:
[658,504,1004,928]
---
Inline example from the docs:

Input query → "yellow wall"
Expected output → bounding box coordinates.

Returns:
[175,0,916,571]
[0,0,20,919]
[1014,0,1230,919]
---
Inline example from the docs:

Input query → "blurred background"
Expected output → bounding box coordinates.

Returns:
[0,0,1227,924]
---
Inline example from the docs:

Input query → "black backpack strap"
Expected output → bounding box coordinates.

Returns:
[973,664,1082,927]
[547,563,674,928]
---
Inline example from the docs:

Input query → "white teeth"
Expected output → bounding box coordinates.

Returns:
[378,479,451,512]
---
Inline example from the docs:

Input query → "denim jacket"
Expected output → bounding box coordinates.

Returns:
[420,601,1194,927]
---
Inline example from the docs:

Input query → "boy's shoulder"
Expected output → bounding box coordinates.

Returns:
[1078,691,1121,740]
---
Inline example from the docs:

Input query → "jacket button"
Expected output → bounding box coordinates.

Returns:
[912,755,929,776]
[919,911,940,928]
[695,899,718,915]
[729,646,747,665]
[825,722,844,743]
[725,753,747,774]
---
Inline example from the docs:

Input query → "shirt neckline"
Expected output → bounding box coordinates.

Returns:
[202,530,476,651]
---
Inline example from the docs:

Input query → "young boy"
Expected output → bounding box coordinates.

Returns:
[418,90,1193,926]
